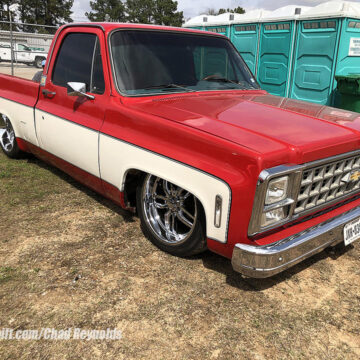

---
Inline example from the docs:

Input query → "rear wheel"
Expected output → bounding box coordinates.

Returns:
[0,115,22,158]
[137,174,207,257]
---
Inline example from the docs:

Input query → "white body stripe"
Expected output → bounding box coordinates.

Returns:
[35,109,100,177]
[1,99,231,243]
[0,97,38,147]
[99,134,231,243]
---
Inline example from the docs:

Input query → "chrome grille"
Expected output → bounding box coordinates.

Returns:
[294,154,360,214]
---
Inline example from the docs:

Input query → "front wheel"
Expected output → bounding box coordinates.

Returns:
[35,57,43,68]
[0,115,22,158]
[137,174,207,257]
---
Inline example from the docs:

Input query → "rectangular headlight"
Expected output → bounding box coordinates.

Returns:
[265,176,289,205]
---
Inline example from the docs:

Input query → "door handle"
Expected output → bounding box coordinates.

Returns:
[42,89,56,99]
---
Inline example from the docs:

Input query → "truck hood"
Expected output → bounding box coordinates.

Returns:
[128,92,360,164]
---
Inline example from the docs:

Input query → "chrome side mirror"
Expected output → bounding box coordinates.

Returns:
[67,82,95,100]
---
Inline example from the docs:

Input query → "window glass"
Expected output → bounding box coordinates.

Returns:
[90,38,105,94]
[110,30,259,95]
[52,33,96,91]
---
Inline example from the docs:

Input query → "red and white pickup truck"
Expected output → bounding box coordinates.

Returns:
[1,23,360,278]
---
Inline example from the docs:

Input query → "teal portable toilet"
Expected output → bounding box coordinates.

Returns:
[289,1,360,105]
[332,2,360,106]
[182,15,208,30]
[257,6,310,97]
[230,10,269,76]
[204,14,231,37]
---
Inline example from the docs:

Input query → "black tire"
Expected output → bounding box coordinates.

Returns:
[136,174,207,257]
[0,116,22,158]
[35,57,43,68]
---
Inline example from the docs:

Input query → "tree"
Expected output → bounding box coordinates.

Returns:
[0,1,17,30]
[218,6,245,14]
[152,0,183,27]
[86,0,126,22]
[125,0,153,23]
[17,0,73,33]
[125,0,183,26]
[205,6,245,16]
[205,8,217,16]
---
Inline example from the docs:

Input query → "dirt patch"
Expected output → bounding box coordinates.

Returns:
[0,152,360,359]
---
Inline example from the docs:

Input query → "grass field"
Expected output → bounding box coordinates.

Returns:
[0,140,360,359]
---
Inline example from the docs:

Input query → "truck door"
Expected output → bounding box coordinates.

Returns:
[35,28,109,179]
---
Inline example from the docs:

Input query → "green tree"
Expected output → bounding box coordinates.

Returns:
[125,0,153,23]
[217,6,245,15]
[18,0,73,33]
[152,0,183,26]
[125,0,183,26]
[0,1,17,31]
[86,0,126,22]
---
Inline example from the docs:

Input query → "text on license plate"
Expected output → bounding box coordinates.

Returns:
[343,217,360,246]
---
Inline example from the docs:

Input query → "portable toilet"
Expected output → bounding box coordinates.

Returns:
[230,10,270,75]
[183,15,208,30]
[204,13,231,37]
[289,1,360,105]
[257,5,310,97]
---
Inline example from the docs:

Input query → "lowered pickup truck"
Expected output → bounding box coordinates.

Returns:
[1,23,360,278]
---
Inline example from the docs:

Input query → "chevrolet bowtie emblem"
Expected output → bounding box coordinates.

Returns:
[342,170,360,183]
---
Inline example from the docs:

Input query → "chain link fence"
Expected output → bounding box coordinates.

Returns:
[0,21,57,79]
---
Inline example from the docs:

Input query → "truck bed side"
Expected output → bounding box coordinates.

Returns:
[0,73,40,147]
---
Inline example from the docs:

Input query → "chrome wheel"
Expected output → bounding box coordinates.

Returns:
[0,115,15,153]
[142,175,198,245]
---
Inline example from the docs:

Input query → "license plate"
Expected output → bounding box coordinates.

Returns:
[344,217,360,246]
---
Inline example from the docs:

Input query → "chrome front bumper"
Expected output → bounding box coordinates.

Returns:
[232,206,360,278]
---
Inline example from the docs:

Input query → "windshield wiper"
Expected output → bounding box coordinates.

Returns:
[143,84,196,92]
[203,76,240,85]
[202,76,256,89]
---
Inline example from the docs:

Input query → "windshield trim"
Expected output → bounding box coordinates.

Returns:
[108,28,259,98]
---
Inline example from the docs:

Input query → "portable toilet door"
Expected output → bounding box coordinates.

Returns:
[289,18,341,105]
[257,20,295,97]
[336,18,360,76]
[229,10,269,76]
[230,23,259,75]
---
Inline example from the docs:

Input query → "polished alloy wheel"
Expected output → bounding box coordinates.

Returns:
[0,115,15,153]
[142,175,198,245]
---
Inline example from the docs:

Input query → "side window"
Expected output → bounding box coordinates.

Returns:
[52,33,97,91]
[90,38,105,94]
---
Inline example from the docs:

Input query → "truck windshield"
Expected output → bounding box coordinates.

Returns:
[110,30,259,96]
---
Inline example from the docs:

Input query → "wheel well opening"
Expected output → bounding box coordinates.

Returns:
[123,169,146,209]
[123,170,207,235]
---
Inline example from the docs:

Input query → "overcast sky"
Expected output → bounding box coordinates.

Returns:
[71,0,336,22]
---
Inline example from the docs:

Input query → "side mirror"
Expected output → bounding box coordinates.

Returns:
[67,82,95,100]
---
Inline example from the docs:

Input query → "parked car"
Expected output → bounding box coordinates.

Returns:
[0,42,47,68]
[1,23,360,278]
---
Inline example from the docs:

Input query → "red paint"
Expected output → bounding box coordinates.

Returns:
[0,74,39,107]
[25,141,104,194]
[1,23,360,261]
[16,138,30,152]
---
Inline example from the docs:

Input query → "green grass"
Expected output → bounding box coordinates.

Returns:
[0,266,17,284]
[0,150,359,360]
